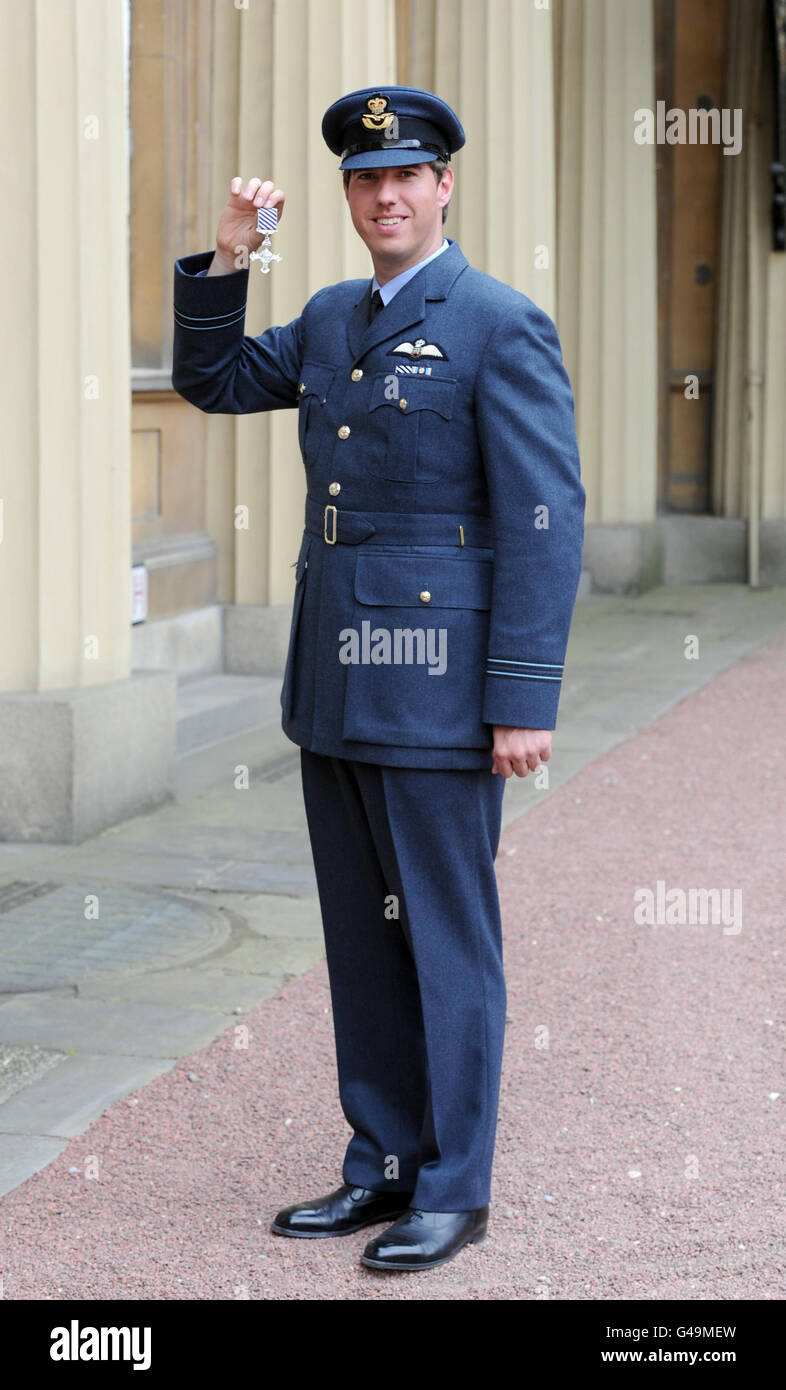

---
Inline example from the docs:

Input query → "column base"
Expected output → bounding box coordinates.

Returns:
[0,671,176,844]
[129,603,294,680]
[581,518,786,593]
[223,602,293,676]
[582,522,662,594]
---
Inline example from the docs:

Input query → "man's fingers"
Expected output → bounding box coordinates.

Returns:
[492,728,552,778]
[229,178,284,223]
[492,751,540,777]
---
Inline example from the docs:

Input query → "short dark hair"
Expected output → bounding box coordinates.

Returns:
[343,157,451,224]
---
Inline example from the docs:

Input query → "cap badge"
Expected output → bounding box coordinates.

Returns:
[362,94,396,131]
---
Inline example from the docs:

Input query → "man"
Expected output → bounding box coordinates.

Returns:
[172,86,585,1272]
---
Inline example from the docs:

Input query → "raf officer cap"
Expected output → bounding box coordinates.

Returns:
[322,85,465,170]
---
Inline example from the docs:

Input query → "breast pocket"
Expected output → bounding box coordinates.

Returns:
[341,552,493,750]
[297,361,336,464]
[367,373,457,483]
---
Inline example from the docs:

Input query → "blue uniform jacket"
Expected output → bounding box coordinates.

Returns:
[171,237,586,771]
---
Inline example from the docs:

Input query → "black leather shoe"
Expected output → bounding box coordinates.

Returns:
[270,1183,415,1238]
[360,1206,489,1270]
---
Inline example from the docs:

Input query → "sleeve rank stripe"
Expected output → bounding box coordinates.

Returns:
[486,670,562,681]
[486,657,564,669]
[174,307,247,329]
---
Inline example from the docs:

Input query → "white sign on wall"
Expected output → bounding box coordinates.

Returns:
[131,563,148,625]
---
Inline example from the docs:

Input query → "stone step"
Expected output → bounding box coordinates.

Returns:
[176,673,283,756]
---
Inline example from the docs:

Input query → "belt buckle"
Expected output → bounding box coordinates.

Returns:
[324,504,337,544]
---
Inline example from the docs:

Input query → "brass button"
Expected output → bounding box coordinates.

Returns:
[399,398,407,410]
[351,368,363,381]
[419,590,431,603]
[338,425,351,439]
[328,481,341,496]
[298,382,305,394]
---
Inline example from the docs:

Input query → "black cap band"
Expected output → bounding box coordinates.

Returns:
[340,138,449,162]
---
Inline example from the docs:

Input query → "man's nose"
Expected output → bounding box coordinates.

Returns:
[375,174,399,203]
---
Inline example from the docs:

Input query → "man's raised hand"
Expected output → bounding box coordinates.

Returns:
[207,177,286,277]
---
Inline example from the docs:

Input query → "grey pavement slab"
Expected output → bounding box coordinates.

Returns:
[87,825,314,861]
[0,1053,174,1138]
[33,850,317,896]
[207,861,317,894]
[74,967,287,1010]
[190,936,325,977]
[0,995,225,1057]
[0,1134,68,1198]
[225,892,324,940]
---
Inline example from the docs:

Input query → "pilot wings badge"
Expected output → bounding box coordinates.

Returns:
[389,338,448,360]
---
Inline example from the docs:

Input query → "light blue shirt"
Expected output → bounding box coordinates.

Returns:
[372,238,449,305]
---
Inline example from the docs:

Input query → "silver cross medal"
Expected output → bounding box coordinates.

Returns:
[250,205,282,274]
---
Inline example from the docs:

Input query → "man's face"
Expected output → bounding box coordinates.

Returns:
[343,162,453,278]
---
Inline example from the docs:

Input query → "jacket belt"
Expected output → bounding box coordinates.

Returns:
[305,495,494,548]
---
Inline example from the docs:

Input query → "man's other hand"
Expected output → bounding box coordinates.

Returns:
[491,726,552,778]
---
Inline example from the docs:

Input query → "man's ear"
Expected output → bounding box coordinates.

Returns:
[437,167,454,209]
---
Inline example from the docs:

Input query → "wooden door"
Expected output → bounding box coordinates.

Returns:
[655,0,729,512]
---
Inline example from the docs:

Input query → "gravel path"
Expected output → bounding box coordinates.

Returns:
[1,631,784,1300]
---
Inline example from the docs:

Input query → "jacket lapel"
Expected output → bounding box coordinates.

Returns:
[345,239,468,363]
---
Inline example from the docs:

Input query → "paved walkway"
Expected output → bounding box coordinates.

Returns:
[0,584,783,1297]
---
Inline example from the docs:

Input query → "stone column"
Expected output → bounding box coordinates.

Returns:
[0,0,174,841]
[401,0,558,313]
[556,0,659,587]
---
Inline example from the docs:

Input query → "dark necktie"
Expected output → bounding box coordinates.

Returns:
[368,288,384,325]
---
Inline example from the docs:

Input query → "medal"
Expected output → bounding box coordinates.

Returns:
[250,205,282,274]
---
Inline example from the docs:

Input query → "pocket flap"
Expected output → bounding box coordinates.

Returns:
[354,553,492,610]
[369,373,456,419]
[297,360,336,402]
